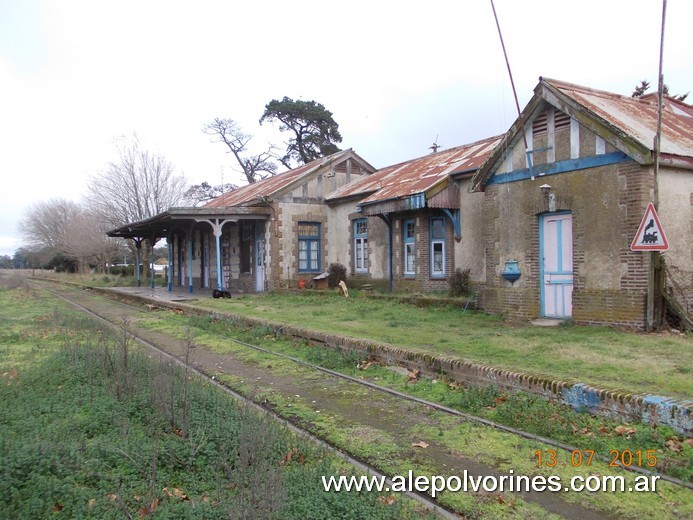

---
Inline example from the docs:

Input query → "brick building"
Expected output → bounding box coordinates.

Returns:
[471,78,693,328]
[325,137,500,292]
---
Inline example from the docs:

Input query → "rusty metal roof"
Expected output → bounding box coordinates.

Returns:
[205,148,374,208]
[326,136,501,205]
[546,78,693,159]
[473,78,693,191]
[205,157,325,208]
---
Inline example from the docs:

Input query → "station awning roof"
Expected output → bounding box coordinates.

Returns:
[106,206,270,239]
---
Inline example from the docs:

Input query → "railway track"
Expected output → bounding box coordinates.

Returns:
[29,278,693,519]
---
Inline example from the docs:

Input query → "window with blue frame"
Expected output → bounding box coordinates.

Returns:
[403,219,415,276]
[353,219,368,273]
[298,222,320,272]
[430,217,446,277]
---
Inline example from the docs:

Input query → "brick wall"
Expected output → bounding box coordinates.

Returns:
[482,161,654,327]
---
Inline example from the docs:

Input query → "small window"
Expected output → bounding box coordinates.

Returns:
[430,217,446,278]
[403,219,415,276]
[354,219,368,273]
[298,221,321,272]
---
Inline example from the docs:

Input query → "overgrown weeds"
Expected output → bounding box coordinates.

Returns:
[0,293,430,519]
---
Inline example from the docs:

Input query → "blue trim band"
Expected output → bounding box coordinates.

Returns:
[487,152,629,186]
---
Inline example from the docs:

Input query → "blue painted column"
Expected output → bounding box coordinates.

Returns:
[150,238,156,289]
[194,218,226,291]
[215,232,223,290]
[188,230,194,293]
[134,238,142,287]
[167,234,173,291]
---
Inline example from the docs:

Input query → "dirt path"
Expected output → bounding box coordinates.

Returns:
[33,279,624,520]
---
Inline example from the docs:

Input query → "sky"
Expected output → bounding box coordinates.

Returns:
[1,0,691,257]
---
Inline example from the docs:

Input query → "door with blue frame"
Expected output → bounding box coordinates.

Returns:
[540,212,573,318]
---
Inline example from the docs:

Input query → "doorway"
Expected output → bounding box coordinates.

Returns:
[255,235,265,292]
[540,212,573,318]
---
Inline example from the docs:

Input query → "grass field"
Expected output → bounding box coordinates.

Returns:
[0,283,433,519]
[192,291,693,399]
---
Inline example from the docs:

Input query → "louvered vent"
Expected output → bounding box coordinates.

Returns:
[555,110,571,130]
[532,112,548,136]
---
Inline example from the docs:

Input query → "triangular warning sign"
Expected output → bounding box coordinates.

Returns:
[631,203,669,251]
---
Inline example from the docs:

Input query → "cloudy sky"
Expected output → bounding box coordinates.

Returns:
[1,0,691,256]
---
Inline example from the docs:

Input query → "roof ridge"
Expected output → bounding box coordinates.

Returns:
[378,134,504,172]
[541,77,656,106]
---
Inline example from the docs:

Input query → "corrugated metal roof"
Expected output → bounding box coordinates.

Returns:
[326,136,501,204]
[546,78,693,158]
[204,158,324,208]
[204,148,369,208]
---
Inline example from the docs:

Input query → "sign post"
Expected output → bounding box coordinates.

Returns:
[631,203,668,331]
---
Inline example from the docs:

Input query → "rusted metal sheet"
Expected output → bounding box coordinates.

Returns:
[548,79,693,159]
[327,135,501,204]
[205,160,317,208]
[360,199,407,216]
[427,183,460,209]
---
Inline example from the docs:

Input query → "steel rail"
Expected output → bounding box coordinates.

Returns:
[37,281,693,491]
[38,284,458,519]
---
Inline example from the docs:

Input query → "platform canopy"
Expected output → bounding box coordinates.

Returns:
[106,206,270,240]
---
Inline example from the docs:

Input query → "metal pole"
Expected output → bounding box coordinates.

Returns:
[188,230,194,294]
[135,239,142,287]
[647,0,667,331]
[167,234,173,291]
[489,0,529,152]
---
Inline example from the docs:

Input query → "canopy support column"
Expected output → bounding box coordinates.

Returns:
[167,232,173,291]
[132,237,143,287]
[150,237,159,289]
[188,226,194,293]
[196,218,233,291]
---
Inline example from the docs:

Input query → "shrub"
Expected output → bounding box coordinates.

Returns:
[448,268,471,297]
[327,263,347,288]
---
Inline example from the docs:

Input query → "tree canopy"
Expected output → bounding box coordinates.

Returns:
[259,97,342,168]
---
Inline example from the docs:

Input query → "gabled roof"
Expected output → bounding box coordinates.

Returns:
[326,136,501,209]
[205,148,375,208]
[472,77,693,190]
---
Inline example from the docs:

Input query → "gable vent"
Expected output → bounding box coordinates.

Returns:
[532,112,548,136]
[555,110,571,130]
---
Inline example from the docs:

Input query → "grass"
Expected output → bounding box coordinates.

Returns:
[0,284,434,519]
[134,311,693,519]
[192,291,693,398]
[142,312,693,483]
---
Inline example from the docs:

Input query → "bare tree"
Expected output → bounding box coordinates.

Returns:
[19,199,119,273]
[183,181,238,206]
[19,198,82,253]
[86,135,188,229]
[203,118,278,184]
[63,208,122,272]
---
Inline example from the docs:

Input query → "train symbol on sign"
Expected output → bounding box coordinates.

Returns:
[641,219,658,244]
